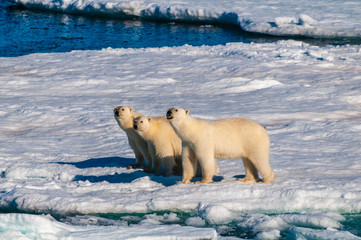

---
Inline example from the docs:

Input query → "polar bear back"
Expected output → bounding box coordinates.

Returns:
[210,118,269,159]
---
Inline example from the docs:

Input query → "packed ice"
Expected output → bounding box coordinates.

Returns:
[1,40,361,238]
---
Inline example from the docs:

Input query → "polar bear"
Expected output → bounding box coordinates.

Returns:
[166,108,274,184]
[133,116,182,176]
[113,106,151,170]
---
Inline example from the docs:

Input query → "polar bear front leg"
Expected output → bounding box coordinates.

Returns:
[161,155,176,177]
[139,140,152,171]
[146,142,158,174]
[195,146,216,184]
[142,150,153,172]
[179,144,197,184]
[128,139,143,169]
[152,156,162,176]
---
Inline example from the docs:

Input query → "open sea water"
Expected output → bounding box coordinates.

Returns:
[1,1,360,57]
[0,1,271,57]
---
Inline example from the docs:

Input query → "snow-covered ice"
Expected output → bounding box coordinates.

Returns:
[0,213,217,239]
[1,40,361,238]
[9,0,361,38]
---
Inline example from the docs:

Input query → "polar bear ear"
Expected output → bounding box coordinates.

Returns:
[129,107,134,112]
[148,117,151,122]
[185,109,190,115]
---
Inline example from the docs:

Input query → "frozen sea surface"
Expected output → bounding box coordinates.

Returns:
[0,41,361,239]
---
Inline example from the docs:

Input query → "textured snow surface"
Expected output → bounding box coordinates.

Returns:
[0,41,361,238]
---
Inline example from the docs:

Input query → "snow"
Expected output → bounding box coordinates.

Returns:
[199,204,236,225]
[185,217,206,227]
[0,213,217,240]
[287,227,360,240]
[9,0,361,38]
[1,40,361,238]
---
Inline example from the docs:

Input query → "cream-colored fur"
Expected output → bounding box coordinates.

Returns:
[166,108,274,184]
[113,106,151,170]
[133,116,182,176]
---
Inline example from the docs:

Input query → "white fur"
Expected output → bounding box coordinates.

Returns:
[133,116,182,176]
[166,108,274,184]
[113,106,151,169]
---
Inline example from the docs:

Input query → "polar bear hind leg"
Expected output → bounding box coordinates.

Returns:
[250,150,274,183]
[252,148,274,183]
[237,157,259,183]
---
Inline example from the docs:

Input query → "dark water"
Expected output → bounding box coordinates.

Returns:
[61,211,361,239]
[2,1,360,57]
[0,1,270,57]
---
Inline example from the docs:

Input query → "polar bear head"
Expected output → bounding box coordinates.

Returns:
[133,116,151,133]
[166,108,190,124]
[166,108,189,128]
[113,106,134,120]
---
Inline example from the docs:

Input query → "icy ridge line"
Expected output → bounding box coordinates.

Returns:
[11,0,242,25]
[10,0,326,37]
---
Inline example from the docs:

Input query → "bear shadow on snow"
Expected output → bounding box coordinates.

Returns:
[188,175,224,183]
[73,170,147,184]
[233,174,246,179]
[73,171,181,187]
[56,156,135,169]
[57,156,181,186]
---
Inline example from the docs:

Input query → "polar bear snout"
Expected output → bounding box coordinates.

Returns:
[133,116,147,131]
[114,109,119,117]
[166,109,174,120]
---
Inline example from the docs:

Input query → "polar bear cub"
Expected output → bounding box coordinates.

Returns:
[113,106,151,170]
[166,108,274,184]
[133,116,182,176]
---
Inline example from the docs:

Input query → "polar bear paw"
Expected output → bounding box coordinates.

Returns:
[195,179,213,184]
[177,179,191,184]
[237,177,258,183]
[127,163,141,169]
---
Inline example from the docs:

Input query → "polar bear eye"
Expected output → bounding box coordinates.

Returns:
[175,109,178,112]
[121,108,125,111]
[140,121,143,123]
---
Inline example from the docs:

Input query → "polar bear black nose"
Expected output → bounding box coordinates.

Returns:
[166,110,172,118]
[133,124,138,130]
[114,109,119,116]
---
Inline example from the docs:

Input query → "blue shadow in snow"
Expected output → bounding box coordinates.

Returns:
[57,156,181,186]
[73,170,147,183]
[233,174,246,179]
[73,171,181,187]
[56,157,225,186]
[56,156,135,169]
[188,175,224,183]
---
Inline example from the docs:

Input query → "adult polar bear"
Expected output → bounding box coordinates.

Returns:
[166,108,274,184]
[133,116,182,176]
[113,106,151,170]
